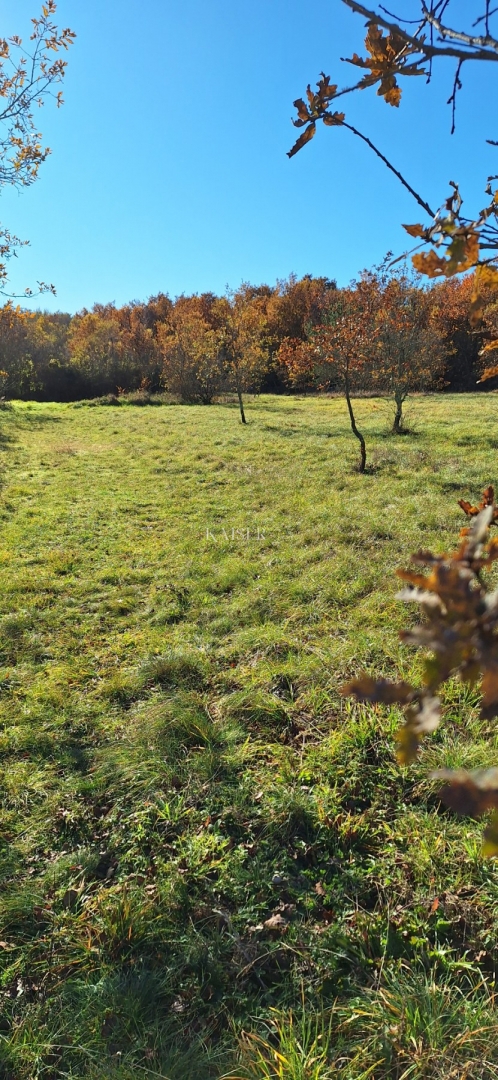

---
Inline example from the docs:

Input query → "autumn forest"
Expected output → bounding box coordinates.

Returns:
[1,267,494,409]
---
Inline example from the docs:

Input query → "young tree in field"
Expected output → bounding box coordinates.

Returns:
[213,286,267,423]
[279,281,378,472]
[158,297,222,404]
[0,3,75,295]
[315,283,378,471]
[369,268,447,432]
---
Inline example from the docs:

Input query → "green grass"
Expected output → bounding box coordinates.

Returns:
[1,393,498,1077]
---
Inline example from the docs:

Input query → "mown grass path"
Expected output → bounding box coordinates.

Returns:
[1,395,498,1078]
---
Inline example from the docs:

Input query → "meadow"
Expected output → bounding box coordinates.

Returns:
[1,393,498,1078]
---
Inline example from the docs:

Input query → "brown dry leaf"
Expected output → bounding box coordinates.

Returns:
[263,913,289,932]
[412,230,479,278]
[341,674,414,705]
[458,499,479,517]
[481,667,498,720]
[382,81,401,107]
[287,122,316,159]
[412,250,450,278]
[322,110,345,126]
[344,23,422,106]
[448,231,480,275]
[293,97,310,123]
[396,695,440,765]
[435,768,498,816]
[403,222,426,238]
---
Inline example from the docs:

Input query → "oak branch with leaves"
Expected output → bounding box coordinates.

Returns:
[0,2,75,297]
[288,2,498,369]
[345,488,498,857]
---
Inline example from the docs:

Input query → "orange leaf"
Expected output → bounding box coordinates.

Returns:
[403,223,426,238]
[435,768,498,816]
[481,667,498,720]
[412,250,448,278]
[469,265,498,326]
[293,98,310,123]
[342,674,414,705]
[323,111,345,126]
[287,122,316,159]
[381,81,401,107]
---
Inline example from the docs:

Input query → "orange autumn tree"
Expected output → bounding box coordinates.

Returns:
[368,265,448,432]
[277,337,316,393]
[477,287,498,381]
[279,279,379,472]
[158,296,222,404]
[213,285,268,424]
[0,303,35,398]
[68,308,126,396]
[427,275,481,390]
[315,281,379,472]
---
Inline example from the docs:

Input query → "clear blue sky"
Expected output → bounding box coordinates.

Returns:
[0,0,494,312]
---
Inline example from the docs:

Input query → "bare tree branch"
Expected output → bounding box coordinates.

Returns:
[421,3,498,52]
[341,0,498,61]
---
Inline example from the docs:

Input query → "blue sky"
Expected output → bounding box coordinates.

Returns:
[0,0,495,312]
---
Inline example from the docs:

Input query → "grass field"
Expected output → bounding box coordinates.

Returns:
[1,393,498,1078]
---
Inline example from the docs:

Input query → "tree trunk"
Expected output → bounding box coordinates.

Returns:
[344,379,366,472]
[393,392,404,434]
[236,383,247,424]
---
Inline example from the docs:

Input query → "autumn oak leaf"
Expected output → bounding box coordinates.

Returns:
[323,111,345,127]
[342,674,414,705]
[396,695,440,765]
[287,122,316,159]
[403,223,426,238]
[435,768,498,817]
[412,250,449,278]
[293,98,310,124]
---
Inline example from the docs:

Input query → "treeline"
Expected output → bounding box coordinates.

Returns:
[0,269,494,403]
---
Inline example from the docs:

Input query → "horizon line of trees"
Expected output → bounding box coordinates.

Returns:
[0,267,496,411]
